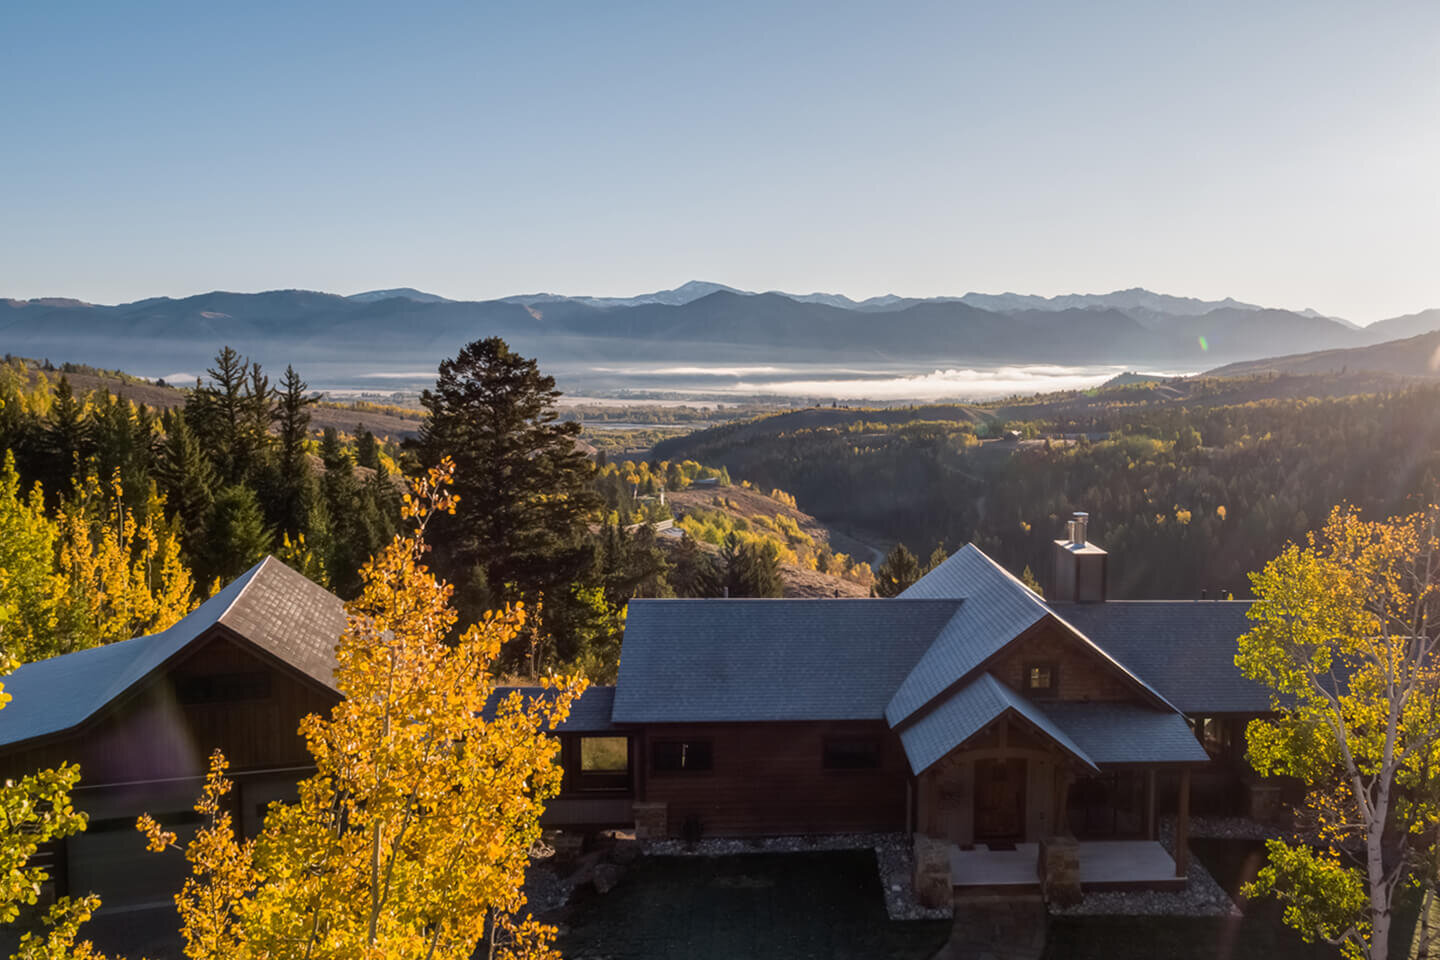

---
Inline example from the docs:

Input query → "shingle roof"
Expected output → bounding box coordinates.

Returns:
[888,545,1176,725]
[1058,602,1269,714]
[0,557,344,749]
[886,546,1050,726]
[897,673,1098,774]
[483,685,619,733]
[214,557,346,689]
[612,599,963,723]
[1040,701,1211,764]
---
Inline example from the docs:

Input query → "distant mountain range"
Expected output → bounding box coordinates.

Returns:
[2,284,1437,394]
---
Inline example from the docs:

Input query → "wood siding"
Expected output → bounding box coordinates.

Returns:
[0,629,337,786]
[638,721,909,836]
[989,621,1136,702]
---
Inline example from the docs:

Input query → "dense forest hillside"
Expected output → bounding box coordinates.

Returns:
[654,376,1440,599]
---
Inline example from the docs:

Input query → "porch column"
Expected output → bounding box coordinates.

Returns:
[1053,768,1074,837]
[1174,767,1191,878]
[1145,768,1157,841]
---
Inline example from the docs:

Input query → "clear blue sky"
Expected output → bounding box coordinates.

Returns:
[3,0,1437,322]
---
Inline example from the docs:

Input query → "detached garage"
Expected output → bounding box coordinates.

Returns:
[0,557,345,910]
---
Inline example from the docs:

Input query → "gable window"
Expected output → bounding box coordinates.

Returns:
[823,737,881,770]
[1024,662,1058,698]
[175,672,272,705]
[652,739,713,774]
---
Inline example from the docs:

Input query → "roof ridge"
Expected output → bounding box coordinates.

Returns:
[216,555,275,627]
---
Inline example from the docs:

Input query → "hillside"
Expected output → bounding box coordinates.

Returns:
[652,379,1440,600]
[1205,329,1440,380]
[662,485,873,598]
[16,364,426,440]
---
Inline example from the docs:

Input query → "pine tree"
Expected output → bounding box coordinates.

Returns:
[722,534,783,598]
[355,427,381,472]
[188,346,273,484]
[156,408,218,554]
[275,365,315,476]
[41,376,88,494]
[202,485,273,582]
[670,536,722,597]
[413,337,600,601]
[874,543,922,597]
[924,544,949,574]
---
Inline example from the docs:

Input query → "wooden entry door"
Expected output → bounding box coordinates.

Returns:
[974,758,1027,843]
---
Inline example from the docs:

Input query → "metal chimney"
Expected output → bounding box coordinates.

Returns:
[1071,511,1088,546]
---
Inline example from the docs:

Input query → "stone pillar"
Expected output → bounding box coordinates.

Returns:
[1175,768,1191,877]
[1039,835,1081,906]
[912,833,952,909]
[633,801,668,841]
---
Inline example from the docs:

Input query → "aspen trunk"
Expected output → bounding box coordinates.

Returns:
[1368,806,1390,960]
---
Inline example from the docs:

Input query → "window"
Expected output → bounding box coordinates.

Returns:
[175,672,272,705]
[570,736,631,791]
[581,736,630,773]
[1024,662,1058,698]
[652,739,712,773]
[823,737,881,770]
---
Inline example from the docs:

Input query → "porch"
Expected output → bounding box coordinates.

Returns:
[949,840,1184,892]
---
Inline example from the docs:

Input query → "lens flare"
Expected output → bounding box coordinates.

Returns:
[1198,336,1209,352]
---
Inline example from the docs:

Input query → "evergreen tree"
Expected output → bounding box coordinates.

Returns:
[156,408,218,553]
[355,427,381,472]
[188,346,272,484]
[41,376,88,494]
[263,365,321,540]
[722,534,784,598]
[874,543,922,597]
[413,337,600,600]
[275,365,316,476]
[201,485,273,583]
[86,391,156,514]
[669,535,722,597]
[924,544,949,574]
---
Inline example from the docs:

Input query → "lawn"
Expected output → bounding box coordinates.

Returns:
[556,841,1436,960]
[556,851,950,960]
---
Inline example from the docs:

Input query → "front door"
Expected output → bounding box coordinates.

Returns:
[974,757,1027,843]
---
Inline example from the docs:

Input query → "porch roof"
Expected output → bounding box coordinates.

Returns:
[897,672,1100,775]
[1040,701,1211,765]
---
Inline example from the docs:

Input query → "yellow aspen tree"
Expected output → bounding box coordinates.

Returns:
[0,645,113,960]
[53,471,195,653]
[0,453,65,664]
[142,458,584,960]
[1238,505,1440,960]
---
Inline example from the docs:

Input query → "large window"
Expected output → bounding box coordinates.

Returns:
[652,739,713,774]
[822,737,881,770]
[572,736,630,791]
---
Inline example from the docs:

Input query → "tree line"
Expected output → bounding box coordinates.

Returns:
[656,386,1440,599]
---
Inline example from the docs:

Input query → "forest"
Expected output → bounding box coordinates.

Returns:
[655,378,1440,599]
[0,346,796,683]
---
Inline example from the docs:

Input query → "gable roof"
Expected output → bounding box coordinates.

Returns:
[1039,701,1211,764]
[0,557,344,750]
[887,545,1175,726]
[897,672,1098,774]
[612,598,962,723]
[1060,601,1269,714]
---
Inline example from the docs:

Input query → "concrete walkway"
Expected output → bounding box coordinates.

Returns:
[929,893,1047,960]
